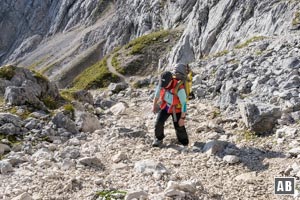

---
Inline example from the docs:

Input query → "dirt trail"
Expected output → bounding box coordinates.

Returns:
[107,54,128,84]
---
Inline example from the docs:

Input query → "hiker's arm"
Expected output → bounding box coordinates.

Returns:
[152,85,161,113]
[177,89,187,118]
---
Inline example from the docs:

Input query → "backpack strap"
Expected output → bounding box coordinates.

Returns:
[173,80,184,96]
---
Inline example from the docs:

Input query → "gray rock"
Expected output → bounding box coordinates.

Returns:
[0,160,13,174]
[52,112,79,134]
[108,82,128,93]
[109,102,128,115]
[75,111,100,133]
[112,152,127,163]
[79,156,103,168]
[202,140,227,156]
[0,143,11,156]
[239,102,281,134]
[94,96,116,109]
[234,172,258,184]
[73,90,94,104]
[24,119,40,130]
[31,148,53,161]
[6,153,27,166]
[223,155,240,164]
[11,192,33,200]
[164,189,185,198]
[175,181,197,194]
[282,57,300,69]
[60,147,80,159]
[2,67,60,110]
[12,192,33,200]
[288,148,300,156]
[61,159,76,171]
[134,159,168,175]
[125,191,148,200]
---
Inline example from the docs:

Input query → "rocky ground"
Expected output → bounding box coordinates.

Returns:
[0,86,300,200]
[1,33,300,200]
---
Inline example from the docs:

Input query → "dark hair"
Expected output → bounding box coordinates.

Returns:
[160,71,173,87]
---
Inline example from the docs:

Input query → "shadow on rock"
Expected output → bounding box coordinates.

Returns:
[192,140,286,172]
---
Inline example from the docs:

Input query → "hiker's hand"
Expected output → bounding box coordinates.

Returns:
[152,104,159,113]
[179,118,185,127]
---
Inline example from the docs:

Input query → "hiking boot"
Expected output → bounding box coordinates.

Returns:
[152,139,163,147]
[181,146,189,154]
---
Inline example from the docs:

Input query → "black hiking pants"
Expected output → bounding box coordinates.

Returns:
[154,108,189,146]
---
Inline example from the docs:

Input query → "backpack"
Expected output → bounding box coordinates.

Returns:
[172,63,194,100]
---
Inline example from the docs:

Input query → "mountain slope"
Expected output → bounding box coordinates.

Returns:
[1,0,299,88]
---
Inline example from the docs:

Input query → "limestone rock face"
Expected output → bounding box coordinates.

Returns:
[1,0,298,87]
[1,66,60,110]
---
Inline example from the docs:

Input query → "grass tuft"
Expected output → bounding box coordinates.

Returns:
[292,11,300,26]
[125,30,169,55]
[0,65,16,80]
[95,190,127,200]
[235,36,266,49]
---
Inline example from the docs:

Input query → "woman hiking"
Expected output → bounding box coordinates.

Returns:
[152,71,189,147]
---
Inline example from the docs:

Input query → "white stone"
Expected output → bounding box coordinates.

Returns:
[125,191,148,200]
[223,155,240,164]
[11,192,32,200]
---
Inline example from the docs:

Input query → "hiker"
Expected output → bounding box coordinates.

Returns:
[152,71,189,147]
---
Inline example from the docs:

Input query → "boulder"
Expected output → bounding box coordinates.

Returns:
[52,112,79,134]
[73,90,94,104]
[239,102,281,134]
[75,111,101,133]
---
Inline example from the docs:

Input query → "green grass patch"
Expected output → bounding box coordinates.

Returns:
[255,50,263,56]
[125,30,170,55]
[292,11,300,26]
[63,103,75,119]
[0,96,5,106]
[31,70,49,82]
[7,107,31,120]
[111,53,125,75]
[0,65,16,80]
[71,57,119,90]
[60,89,78,102]
[41,96,59,110]
[0,133,23,145]
[95,190,127,200]
[213,50,229,58]
[211,109,221,119]
[235,36,266,49]
[239,129,257,141]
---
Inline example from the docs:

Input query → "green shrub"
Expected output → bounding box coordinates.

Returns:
[42,96,59,110]
[0,65,16,80]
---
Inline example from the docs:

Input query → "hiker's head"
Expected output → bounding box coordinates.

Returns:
[160,71,173,88]
[175,63,189,75]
